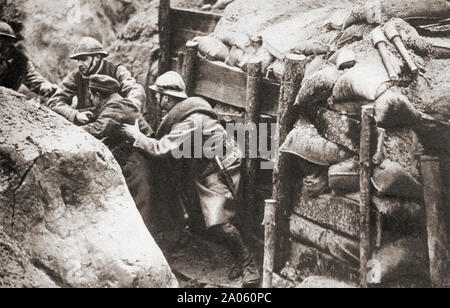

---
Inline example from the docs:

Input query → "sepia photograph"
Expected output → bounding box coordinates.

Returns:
[0,0,449,292]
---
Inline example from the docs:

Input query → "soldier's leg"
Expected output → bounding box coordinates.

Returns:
[209,222,261,286]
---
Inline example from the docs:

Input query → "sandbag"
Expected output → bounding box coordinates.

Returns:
[290,40,331,56]
[255,47,275,75]
[316,108,361,153]
[374,89,422,128]
[217,31,252,51]
[225,45,245,67]
[212,0,235,10]
[295,65,341,109]
[280,117,352,166]
[373,237,429,283]
[372,160,423,201]
[328,100,372,118]
[332,55,400,102]
[289,214,360,265]
[329,159,360,194]
[302,168,329,198]
[343,0,450,29]
[194,35,230,62]
[373,196,425,236]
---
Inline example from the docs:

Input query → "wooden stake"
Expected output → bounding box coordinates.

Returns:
[263,199,279,288]
[244,60,263,233]
[272,54,307,268]
[158,0,172,75]
[183,41,199,97]
[359,105,375,288]
[420,155,450,288]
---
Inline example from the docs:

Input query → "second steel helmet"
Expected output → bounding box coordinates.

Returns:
[70,37,109,60]
[0,21,16,40]
[149,71,188,99]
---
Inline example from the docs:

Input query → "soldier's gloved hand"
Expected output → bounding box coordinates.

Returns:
[75,111,94,125]
[122,119,144,142]
[40,82,58,98]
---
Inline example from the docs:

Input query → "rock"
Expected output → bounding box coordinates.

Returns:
[0,87,178,288]
[0,228,57,288]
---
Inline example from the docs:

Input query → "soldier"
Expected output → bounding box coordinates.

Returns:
[82,74,156,232]
[0,21,57,97]
[122,71,261,287]
[48,36,145,126]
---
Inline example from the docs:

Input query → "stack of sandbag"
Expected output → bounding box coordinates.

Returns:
[343,0,450,29]
[281,18,444,285]
[193,32,275,75]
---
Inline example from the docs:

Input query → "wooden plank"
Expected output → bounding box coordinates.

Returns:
[170,8,222,53]
[294,193,361,239]
[171,7,222,33]
[193,58,280,116]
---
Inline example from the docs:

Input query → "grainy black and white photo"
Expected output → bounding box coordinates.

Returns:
[0,0,449,291]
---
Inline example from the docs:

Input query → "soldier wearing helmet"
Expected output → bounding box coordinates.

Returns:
[122,71,261,287]
[48,36,146,126]
[0,21,57,97]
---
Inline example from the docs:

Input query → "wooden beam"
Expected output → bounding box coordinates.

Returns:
[359,105,375,288]
[244,60,263,234]
[272,53,307,269]
[420,155,450,288]
[183,41,199,97]
[263,200,279,288]
[159,0,172,75]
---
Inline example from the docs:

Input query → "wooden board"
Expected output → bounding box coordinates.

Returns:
[193,58,280,116]
[170,8,222,53]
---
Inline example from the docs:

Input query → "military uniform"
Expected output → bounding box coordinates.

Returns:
[48,37,146,123]
[0,22,56,96]
[133,97,242,228]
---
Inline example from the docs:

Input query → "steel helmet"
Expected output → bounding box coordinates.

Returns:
[149,71,188,99]
[0,21,16,40]
[70,37,109,60]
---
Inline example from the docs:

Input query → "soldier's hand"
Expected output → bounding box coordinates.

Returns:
[76,111,94,125]
[40,83,58,98]
[122,119,143,142]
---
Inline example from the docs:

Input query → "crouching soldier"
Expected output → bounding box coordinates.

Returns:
[78,74,156,229]
[0,21,57,97]
[48,37,145,126]
[122,71,261,287]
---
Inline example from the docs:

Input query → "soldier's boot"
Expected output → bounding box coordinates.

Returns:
[213,223,261,287]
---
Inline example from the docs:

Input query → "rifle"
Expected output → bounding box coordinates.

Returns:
[214,155,239,202]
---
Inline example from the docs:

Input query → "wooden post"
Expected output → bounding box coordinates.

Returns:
[145,47,162,130]
[183,41,199,97]
[420,155,450,288]
[263,199,279,288]
[158,0,172,75]
[244,60,263,233]
[272,54,307,268]
[359,105,375,288]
